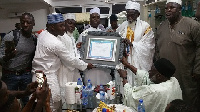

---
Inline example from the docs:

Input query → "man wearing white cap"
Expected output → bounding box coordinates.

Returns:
[116,1,155,87]
[77,7,112,86]
[57,13,88,88]
[155,0,200,109]
[32,13,93,112]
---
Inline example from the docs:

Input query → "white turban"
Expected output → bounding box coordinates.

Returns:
[63,13,76,20]
[166,0,182,5]
[90,7,100,15]
[125,1,140,12]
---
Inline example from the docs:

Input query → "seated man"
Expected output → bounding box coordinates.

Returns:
[118,57,182,112]
[165,99,198,112]
[0,78,49,112]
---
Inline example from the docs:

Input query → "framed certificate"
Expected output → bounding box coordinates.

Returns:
[80,31,125,69]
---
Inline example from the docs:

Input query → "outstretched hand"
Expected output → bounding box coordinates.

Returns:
[87,63,93,69]
[120,56,130,68]
[24,81,39,96]
[35,77,49,104]
[76,42,82,49]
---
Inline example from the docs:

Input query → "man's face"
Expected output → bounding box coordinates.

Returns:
[126,9,140,23]
[148,65,163,84]
[52,22,66,36]
[165,2,181,21]
[20,15,35,33]
[90,13,100,28]
[0,81,9,107]
[110,21,118,29]
[65,19,76,33]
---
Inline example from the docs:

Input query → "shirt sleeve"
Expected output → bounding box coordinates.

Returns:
[136,70,152,86]
[54,43,88,71]
[0,32,14,65]
[192,23,200,76]
[132,28,155,71]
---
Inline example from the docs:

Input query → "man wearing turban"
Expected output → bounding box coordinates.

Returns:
[77,7,112,86]
[118,57,182,112]
[155,0,200,109]
[116,1,155,87]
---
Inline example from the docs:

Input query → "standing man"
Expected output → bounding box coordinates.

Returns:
[58,13,84,87]
[116,1,155,86]
[0,13,36,107]
[106,14,118,32]
[32,13,92,112]
[77,7,112,86]
[155,0,200,109]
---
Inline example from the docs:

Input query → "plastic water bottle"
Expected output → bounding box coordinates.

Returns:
[77,78,83,85]
[87,79,93,108]
[82,86,88,107]
[99,85,105,102]
[87,79,92,90]
[137,99,145,112]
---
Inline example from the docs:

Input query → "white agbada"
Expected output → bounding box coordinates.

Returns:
[57,32,83,87]
[116,18,155,87]
[77,27,112,86]
[32,30,88,103]
[124,70,182,112]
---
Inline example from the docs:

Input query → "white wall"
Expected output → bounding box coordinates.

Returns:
[0,9,49,33]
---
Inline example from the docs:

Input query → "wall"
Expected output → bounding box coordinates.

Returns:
[0,9,49,33]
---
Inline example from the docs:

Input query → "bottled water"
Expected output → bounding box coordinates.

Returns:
[82,86,88,107]
[87,79,92,90]
[137,99,145,112]
[99,85,105,102]
[87,79,93,108]
[77,78,83,85]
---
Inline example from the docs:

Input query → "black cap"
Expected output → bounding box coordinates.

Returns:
[110,14,118,21]
[154,58,176,78]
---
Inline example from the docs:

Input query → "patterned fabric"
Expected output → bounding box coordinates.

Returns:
[126,26,134,42]
[47,13,64,24]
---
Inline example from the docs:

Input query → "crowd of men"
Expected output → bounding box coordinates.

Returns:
[0,0,200,112]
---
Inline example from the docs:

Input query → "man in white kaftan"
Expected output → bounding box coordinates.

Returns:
[118,58,182,112]
[32,13,92,112]
[116,1,155,87]
[57,13,82,87]
[77,7,112,86]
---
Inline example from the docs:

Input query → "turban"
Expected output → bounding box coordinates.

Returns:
[90,7,100,15]
[63,13,76,21]
[154,58,176,78]
[166,0,182,5]
[47,13,64,24]
[110,14,118,21]
[125,1,140,12]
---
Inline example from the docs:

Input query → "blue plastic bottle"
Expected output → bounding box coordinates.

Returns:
[99,85,105,102]
[137,99,145,112]
[77,78,83,85]
[82,86,88,107]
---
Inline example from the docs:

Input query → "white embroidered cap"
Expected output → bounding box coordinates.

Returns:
[125,1,140,12]
[63,13,76,20]
[90,7,100,15]
[166,0,182,5]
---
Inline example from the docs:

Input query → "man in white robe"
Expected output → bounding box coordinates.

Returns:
[58,13,82,87]
[77,7,112,86]
[116,1,155,87]
[32,13,93,112]
[118,58,182,112]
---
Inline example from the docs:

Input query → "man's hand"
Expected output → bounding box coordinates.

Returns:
[24,81,38,96]
[76,42,82,49]
[123,38,133,47]
[35,77,49,104]
[3,49,16,61]
[120,56,130,68]
[117,69,127,78]
[87,63,93,69]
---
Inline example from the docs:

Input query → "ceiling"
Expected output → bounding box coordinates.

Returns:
[0,0,145,18]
